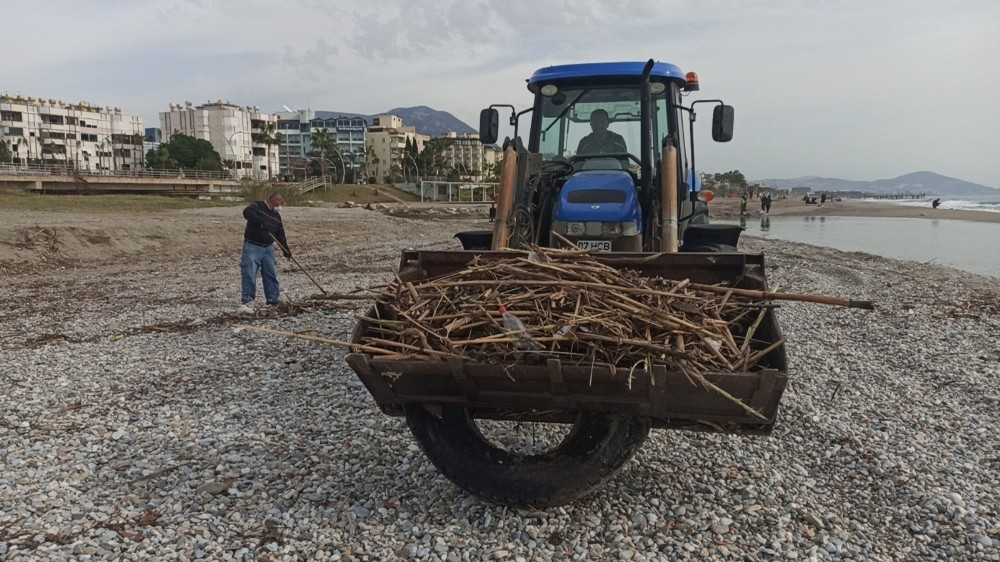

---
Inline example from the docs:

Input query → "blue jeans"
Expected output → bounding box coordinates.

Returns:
[240,241,279,304]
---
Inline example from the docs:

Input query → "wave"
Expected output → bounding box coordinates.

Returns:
[877,196,1000,213]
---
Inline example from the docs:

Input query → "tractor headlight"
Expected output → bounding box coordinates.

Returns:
[565,222,586,235]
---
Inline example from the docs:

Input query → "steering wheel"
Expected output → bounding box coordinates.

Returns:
[542,158,575,174]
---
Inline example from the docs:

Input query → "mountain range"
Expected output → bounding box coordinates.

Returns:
[756,171,998,196]
[315,106,476,137]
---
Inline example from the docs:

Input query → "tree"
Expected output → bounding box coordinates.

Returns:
[308,128,336,179]
[348,148,366,183]
[417,137,454,179]
[252,122,282,179]
[145,132,222,171]
[366,145,379,182]
[0,139,11,164]
[713,170,747,191]
[146,146,176,169]
[481,158,500,182]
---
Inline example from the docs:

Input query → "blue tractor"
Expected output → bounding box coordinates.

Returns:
[457,59,741,254]
[347,60,787,507]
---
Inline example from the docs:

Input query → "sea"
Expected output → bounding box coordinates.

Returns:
[719,195,1000,278]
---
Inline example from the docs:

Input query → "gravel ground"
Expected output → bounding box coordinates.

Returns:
[2,208,999,561]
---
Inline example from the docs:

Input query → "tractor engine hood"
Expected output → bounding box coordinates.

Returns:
[555,170,641,223]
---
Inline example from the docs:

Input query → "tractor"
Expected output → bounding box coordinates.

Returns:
[345,60,787,507]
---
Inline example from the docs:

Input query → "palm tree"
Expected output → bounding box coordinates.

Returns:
[254,122,282,180]
[349,148,366,183]
[417,137,454,179]
[366,145,378,182]
[309,128,335,179]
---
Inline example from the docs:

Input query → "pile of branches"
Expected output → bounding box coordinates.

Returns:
[360,246,785,380]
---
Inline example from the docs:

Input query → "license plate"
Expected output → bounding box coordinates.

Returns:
[577,240,612,252]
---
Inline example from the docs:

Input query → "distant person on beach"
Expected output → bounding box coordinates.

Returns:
[740,192,749,215]
[762,193,772,214]
[489,203,497,222]
[932,198,941,209]
[820,193,827,205]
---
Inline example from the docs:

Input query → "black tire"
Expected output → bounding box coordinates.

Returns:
[405,405,650,507]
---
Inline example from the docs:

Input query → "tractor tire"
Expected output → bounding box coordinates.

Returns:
[405,405,650,507]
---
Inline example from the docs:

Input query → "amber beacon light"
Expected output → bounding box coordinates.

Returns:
[684,71,700,91]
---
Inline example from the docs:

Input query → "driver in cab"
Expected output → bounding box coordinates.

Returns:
[576,109,627,155]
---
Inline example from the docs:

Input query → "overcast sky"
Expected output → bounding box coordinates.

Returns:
[6,0,998,187]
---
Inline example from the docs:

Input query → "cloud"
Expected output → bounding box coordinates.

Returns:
[2,0,998,186]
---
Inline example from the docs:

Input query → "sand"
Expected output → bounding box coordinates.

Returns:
[1,196,997,276]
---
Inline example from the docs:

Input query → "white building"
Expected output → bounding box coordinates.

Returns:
[365,114,428,183]
[274,109,368,181]
[160,101,278,179]
[439,131,487,179]
[0,93,143,172]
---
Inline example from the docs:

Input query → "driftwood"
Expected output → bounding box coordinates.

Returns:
[237,246,876,418]
[355,246,789,380]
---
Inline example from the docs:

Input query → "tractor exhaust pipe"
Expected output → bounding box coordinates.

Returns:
[639,59,655,248]
[661,138,679,252]
[492,142,518,250]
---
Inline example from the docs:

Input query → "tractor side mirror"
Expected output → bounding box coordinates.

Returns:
[479,108,500,145]
[712,105,734,142]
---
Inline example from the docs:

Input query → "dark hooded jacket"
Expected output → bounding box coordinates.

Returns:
[242,201,290,257]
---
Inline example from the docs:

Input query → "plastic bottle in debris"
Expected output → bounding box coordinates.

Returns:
[498,305,542,350]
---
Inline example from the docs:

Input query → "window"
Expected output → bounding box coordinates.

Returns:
[536,84,671,176]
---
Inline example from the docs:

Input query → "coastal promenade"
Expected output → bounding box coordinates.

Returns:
[0,164,241,199]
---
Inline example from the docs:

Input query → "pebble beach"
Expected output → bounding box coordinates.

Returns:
[2,204,999,561]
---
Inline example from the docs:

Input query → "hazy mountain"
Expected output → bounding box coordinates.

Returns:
[314,106,476,137]
[385,106,477,137]
[757,171,998,196]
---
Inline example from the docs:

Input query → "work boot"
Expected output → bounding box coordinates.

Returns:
[237,303,254,315]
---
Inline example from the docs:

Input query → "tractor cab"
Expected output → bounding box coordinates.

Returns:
[477,61,737,253]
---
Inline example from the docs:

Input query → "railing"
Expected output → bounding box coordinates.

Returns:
[295,176,331,194]
[0,162,238,181]
[412,181,500,203]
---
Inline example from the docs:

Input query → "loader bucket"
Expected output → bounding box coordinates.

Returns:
[346,250,788,435]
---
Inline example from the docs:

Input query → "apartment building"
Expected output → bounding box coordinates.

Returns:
[438,131,487,179]
[0,94,143,172]
[366,114,428,182]
[274,110,368,180]
[160,101,278,179]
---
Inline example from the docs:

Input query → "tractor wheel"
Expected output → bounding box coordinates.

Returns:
[405,405,650,507]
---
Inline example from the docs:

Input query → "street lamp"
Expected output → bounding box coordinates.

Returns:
[404,152,422,200]
[100,138,113,174]
[324,145,346,185]
[405,152,420,183]
[201,125,248,178]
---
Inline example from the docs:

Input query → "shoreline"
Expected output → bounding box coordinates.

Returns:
[708,196,1000,223]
